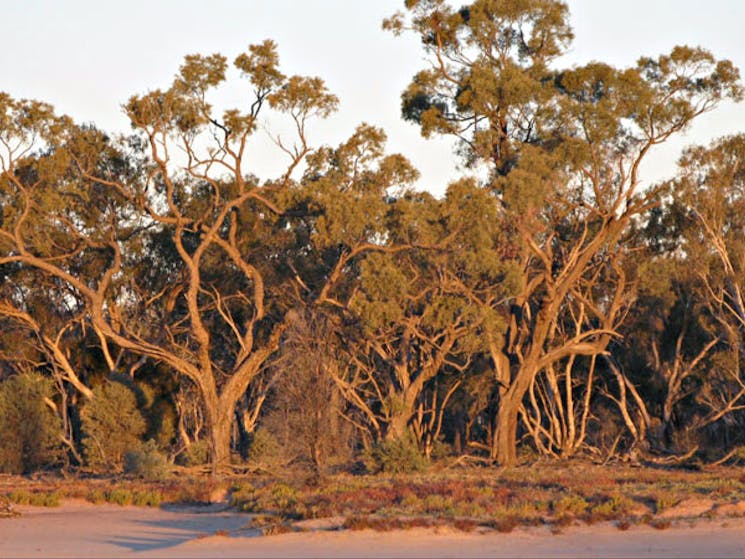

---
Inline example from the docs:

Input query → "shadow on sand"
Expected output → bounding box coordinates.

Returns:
[106,507,259,552]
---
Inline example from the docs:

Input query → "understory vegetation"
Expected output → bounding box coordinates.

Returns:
[3,463,745,532]
[2,0,745,480]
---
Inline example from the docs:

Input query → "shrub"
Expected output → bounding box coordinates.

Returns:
[178,439,210,467]
[132,490,162,507]
[124,439,170,480]
[363,435,427,474]
[7,490,32,505]
[86,489,107,504]
[7,490,61,507]
[589,494,634,521]
[81,379,147,473]
[247,429,285,467]
[553,495,590,517]
[0,373,63,473]
[230,482,260,512]
[423,494,454,515]
[230,482,305,519]
[655,494,679,514]
[106,489,134,506]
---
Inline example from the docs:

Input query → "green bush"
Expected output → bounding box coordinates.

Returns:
[247,429,285,466]
[590,494,634,520]
[81,379,147,473]
[132,490,162,507]
[7,490,61,507]
[177,439,210,467]
[230,482,305,519]
[363,435,427,474]
[124,439,170,480]
[106,489,134,506]
[0,373,63,474]
[553,495,590,517]
[86,489,107,504]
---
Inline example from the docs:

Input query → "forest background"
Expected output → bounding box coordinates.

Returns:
[2,0,745,479]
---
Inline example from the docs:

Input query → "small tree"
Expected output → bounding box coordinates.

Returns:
[0,373,63,473]
[81,379,146,472]
[259,311,354,475]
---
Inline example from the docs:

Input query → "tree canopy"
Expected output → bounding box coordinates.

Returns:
[1,1,745,473]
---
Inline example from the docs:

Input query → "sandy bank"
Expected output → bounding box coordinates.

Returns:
[1,501,745,558]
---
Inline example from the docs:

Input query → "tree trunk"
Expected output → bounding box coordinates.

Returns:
[492,398,519,465]
[385,412,411,442]
[206,405,233,474]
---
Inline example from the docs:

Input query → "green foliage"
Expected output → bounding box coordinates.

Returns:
[132,490,162,507]
[7,490,61,507]
[106,489,134,506]
[363,436,428,474]
[2,3,745,476]
[230,482,305,519]
[81,379,147,473]
[0,373,63,474]
[590,494,634,520]
[246,429,285,467]
[124,439,170,481]
[178,439,211,467]
[86,489,107,504]
[552,495,589,517]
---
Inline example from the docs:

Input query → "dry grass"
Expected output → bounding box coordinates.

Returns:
[2,461,745,533]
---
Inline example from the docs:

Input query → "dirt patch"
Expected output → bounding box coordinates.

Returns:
[658,498,715,519]
[714,500,745,517]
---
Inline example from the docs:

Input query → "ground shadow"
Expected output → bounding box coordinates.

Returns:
[105,508,258,552]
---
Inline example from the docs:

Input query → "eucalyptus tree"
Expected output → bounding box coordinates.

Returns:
[0,43,418,470]
[669,136,745,445]
[287,123,441,449]
[387,0,742,464]
[0,96,138,463]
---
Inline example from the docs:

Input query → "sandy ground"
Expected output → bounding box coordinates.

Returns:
[2,501,745,558]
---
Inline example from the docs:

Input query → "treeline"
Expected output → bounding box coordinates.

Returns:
[1,1,745,475]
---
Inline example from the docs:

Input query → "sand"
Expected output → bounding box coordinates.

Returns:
[2,501,745,558]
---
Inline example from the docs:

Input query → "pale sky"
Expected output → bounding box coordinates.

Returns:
[2,0,744,196]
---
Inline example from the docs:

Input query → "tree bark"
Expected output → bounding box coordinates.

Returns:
[205,404,233,473]
[492,399,519,465]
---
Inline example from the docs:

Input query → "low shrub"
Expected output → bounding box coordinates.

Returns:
[650,518,672,530]
[231,482,305,519]
[363,436,427,474]
[177,439,210,467]
[7,490,61,507]
[655,494,679,514]
[132,490,162,507]
[86,489,107,504]
[247,429,285,467]
[107,489,134,506]
[124,440,170,480]
[490,515,519,533]
[552,494,589,517]
[7,490,32,505]
[588,493,634,521]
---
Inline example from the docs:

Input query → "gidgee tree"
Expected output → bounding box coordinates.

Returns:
[388,0,742,464]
